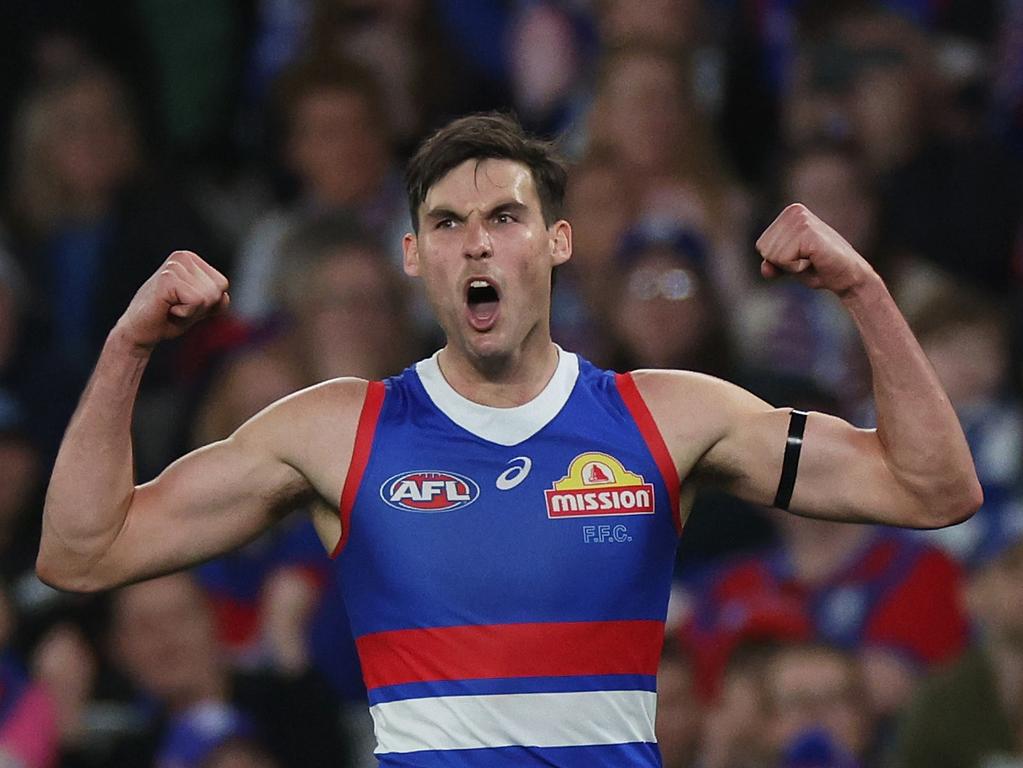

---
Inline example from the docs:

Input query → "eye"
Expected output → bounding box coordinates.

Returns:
[435,218,455,230]
[494,212,516,224]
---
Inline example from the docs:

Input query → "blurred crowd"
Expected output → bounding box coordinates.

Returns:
[0,1,1021,767]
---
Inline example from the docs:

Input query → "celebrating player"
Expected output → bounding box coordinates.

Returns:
[38,113,981,766]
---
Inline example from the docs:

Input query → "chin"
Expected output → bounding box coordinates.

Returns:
[464,331,512,360]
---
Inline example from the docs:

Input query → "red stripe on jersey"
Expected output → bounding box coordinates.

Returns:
[331,380,386,558]
[356,619,664,690]
[614,373,682,534]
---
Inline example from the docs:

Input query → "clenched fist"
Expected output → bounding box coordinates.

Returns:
[114,251,230,351]
[755,203,876,296]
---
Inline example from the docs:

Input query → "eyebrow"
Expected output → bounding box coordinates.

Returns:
[423,200,530,223]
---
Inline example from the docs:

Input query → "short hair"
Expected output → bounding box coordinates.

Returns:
[273,211,392,310]
[405,112,568,232]
[273,54,386,130]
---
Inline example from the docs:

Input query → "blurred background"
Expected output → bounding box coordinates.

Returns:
[0,1,1021,766]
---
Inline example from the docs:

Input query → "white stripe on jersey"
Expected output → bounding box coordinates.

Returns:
[370,689,657,754]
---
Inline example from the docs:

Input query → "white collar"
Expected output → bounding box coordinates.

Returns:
[415,346,579,446]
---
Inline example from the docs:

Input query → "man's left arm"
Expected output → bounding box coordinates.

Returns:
[637,204,982,528]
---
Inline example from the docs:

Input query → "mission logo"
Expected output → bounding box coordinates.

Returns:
[381,471,480,512]
[545,452,655,519]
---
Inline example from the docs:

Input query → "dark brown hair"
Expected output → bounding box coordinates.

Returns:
[405,112,567,232]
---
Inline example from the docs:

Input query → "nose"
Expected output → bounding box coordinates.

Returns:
[462,215,492,260]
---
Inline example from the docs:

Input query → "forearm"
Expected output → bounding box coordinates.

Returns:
[842,273,981,522]
[39,329,149,584]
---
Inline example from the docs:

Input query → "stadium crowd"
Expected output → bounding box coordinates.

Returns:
[0,1,1021,766]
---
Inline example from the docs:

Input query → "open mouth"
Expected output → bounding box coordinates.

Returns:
[466,278,500,331]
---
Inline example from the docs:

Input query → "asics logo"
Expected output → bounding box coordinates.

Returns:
[495,456,532,491]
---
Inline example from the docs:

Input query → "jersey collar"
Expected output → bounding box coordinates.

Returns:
[414,346,579,446]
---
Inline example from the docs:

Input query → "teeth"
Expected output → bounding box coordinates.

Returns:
[470,280,490,288]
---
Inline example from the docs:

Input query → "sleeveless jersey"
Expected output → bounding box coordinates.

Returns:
[333,349,682,766]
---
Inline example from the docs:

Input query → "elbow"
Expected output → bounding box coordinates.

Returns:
[35,549,113,595]
[953,476,984,524]
[911,476,983,530]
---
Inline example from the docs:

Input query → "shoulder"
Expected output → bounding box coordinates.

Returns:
[232,377,372,461]
[620,368,782,485]
[265,376,372,426]
[627,368,773,439]
[628,368,739,401]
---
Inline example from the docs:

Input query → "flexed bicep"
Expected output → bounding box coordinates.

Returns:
[705,406,928,525]
[628,369,943,528]
[39,377,367,592]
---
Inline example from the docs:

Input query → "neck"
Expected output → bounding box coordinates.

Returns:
[437,332,560,408]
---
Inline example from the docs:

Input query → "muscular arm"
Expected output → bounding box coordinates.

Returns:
[38,251,361,592]
[637,205,982,528]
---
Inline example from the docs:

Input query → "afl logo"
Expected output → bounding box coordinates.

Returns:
[380,471,480,512]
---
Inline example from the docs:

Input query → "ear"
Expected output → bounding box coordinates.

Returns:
[402,232,420,277]
[549,220,572,268]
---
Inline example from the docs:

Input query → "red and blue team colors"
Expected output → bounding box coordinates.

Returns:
[332,349,683,766]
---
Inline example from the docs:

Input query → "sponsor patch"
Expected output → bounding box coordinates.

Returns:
[545,452,655,518]
[381,471,480,512]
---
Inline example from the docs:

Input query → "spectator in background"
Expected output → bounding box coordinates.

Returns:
[355,1,597,141]
[763,644,873,768]
[588,42,752,305]
[550,148,632,363]
[608,222,731,378]
[683,511,968,728]
[99,573,347,768]
[231,55,407,323]
[909,289,1023,569]
[608,221,776,567]
[655,637,703,768]
[5,62,222,456]
[784,8,934,176]
[892,521,1023,768]
[785,6,1023,295]
[196,213,418,448]
[30,621,99,766]
[696,642,775,768]
[0,583,59,768]
[588,43,733,228]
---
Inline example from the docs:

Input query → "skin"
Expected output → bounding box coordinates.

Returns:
[402,158,571,402]
[37,158,980,592]
[764,647,869,758]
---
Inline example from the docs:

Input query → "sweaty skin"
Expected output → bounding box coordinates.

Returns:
[37,166,980,592]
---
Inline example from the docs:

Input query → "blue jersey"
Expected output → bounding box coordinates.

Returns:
[333,349,682,766]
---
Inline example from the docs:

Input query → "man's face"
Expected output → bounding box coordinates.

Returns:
[403,158,570,363]
[111,574,221,705]
[287,88,387,205]
[765,649,868,758]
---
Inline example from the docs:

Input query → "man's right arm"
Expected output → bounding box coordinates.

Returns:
[37,251,358,592]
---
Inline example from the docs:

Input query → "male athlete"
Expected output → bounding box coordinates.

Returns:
[39,114,981,766]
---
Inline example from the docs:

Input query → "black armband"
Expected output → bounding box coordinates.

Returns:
[773,409,808,510]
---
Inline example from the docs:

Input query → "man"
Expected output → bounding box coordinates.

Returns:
[104,573,346,768]
[892,522,1023,768]
[38,113,981,766]
[762,643,873,767]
